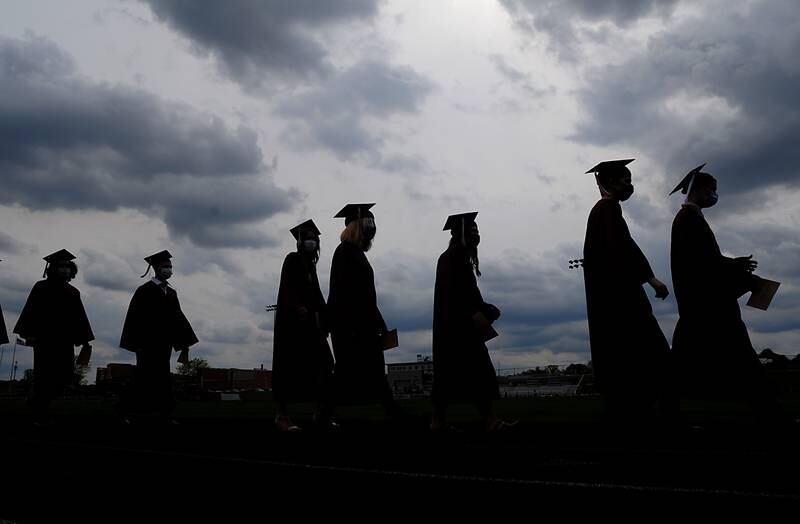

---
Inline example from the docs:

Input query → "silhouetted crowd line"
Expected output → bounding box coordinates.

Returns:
[0,161,791,430]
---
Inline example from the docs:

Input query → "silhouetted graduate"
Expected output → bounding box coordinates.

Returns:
[669,165,776,411]
[272,220,336,432]
[13,250,94,423]
[582,160,672,417]
[119,250,198,422]
[431,213,514,432]
[327,204,398,416]
[0,260,7,347]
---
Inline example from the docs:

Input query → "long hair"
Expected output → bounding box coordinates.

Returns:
[449,235,481,277]
[340,218,374,252]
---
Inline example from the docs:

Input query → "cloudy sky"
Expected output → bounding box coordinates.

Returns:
[1,0,798,381]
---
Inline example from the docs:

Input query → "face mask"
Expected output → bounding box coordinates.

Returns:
[157,268,173,280]
[57,267,72,280]
[302,240,318,252]
[617,184,634,202]
[705,191,718,207]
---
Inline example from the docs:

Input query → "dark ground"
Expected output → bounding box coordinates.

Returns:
[1,396,799,521]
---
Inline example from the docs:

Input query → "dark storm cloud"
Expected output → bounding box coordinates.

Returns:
[142,0,381,89]
[499,0,678,61]
[79,249,139,293]
[276,60,434,170]
[0,34,294,248]
[570,0,800,199]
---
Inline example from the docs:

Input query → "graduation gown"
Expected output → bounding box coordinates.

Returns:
[432,242,499,404]
[670,204,766,399]
[0,304,8,345]
[327,241,391,404]
[583,198,670,399]
[271,252,334,403]
[14,279,94,398]
[120,280,198,412]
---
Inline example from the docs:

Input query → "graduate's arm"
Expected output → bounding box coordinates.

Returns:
[13,281,44,342]
[72,290,95,345]
[375,307,388,335]
[173,293,199,351]
[456,262,498,321]
[277,254,308,316]
[119,288,145,352]
[629,241,669,299]
[719,254,758,297]
[589,203,630,281]
[630,241,656,285]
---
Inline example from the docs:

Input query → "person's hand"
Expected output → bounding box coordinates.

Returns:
[735,255,758,273]
[648,277,669,300]
[177,348,190,364]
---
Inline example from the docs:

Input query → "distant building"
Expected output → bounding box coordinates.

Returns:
[199,368,272,391]
[387,356,433,398]
[95,363,136,385]
[94,363,136,395]
[499,373,588,398]
[95,363,272,397]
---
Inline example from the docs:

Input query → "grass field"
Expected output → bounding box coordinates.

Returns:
[2,395,799,520]
[3,392,799,426]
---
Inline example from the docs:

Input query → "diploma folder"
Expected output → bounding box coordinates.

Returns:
[747,278,780,311]
[380,329,399,351]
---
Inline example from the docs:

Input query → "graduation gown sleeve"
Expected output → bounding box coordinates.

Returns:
[0,304,8,345]
[13,280,46,341]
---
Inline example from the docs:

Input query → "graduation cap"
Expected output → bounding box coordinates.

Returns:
[669,163,707,196]
[443,212,478,231]
[141,250,172,278]
[289,219,321,240]
[334,203,375,225]
[42,249,75,277]
[585,159,635,175]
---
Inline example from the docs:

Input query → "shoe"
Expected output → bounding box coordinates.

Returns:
[275,416,301,432]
